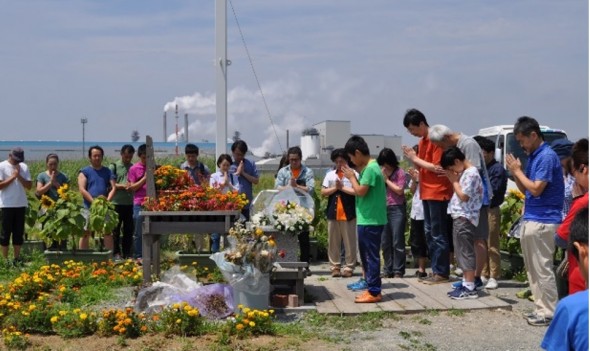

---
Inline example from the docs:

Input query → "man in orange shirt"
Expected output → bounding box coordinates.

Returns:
[402,109,453,284]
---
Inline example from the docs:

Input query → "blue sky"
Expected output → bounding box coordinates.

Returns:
[0,0,587,155]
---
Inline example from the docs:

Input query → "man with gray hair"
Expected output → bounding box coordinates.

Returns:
[428,124,493,291]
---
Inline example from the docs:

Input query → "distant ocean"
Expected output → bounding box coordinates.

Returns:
[0,141,219,161]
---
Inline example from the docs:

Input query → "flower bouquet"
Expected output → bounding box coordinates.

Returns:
[271,201,314,235]
[224,222,278,274]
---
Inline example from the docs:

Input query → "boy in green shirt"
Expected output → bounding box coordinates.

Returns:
[343,135,387,303]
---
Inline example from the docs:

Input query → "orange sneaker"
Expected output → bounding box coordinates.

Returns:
[354,291,382,303]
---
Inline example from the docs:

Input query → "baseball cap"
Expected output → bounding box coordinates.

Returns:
[550,139,573,160]
[10,147,24,163]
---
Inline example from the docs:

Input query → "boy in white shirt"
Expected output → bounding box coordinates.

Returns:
[440,147,483,299]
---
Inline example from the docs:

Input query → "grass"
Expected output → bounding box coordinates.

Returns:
[446,308,465,317]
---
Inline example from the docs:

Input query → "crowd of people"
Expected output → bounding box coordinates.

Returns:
[0,111,587,347]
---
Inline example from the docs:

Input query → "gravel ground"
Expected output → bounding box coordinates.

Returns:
[109,265,548,351]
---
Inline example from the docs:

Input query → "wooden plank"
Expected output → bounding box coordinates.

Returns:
[145,135,156,198]
[403,278,451,310]
[306,284,340,314]
[322,280,382,314]
[380,279,427,312]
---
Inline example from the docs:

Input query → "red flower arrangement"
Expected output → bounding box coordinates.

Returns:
[142,185,248,212]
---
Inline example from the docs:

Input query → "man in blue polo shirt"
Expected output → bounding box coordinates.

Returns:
[506,116,564,327]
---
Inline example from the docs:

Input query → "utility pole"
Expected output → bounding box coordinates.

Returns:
[81,117,88,158]
[163,112,167,142]
[184,113,189,142]
[215,0,229,162]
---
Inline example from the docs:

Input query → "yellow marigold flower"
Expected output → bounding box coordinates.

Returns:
[248,312,254,318]
[28,305,36,311]
[269,309,275,314]
[119,327,126,334]
[242,319,250,324]
[249,321,255,327]
[175,319,182,324]
[124,318,132,325]
[50,316,59,323]
[237,304,244,310]
[59,286,66,292]
[140,325,148,332]
[235,324,244,330]
[73,308,81,314]
[183,305,192,311]
[243,307,250,313]
[80,313,88,320]
[255,228,263,236]
[263,312,269,318]
[172,303,181,310]
[187,310,198,317]
[59,310,67,316]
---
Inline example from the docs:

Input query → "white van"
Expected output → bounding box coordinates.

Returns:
[478,125,568,189]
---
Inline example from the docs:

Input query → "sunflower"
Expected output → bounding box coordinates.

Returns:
[40,195,55,209]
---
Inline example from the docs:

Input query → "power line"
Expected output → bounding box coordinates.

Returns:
[228,0,284,153]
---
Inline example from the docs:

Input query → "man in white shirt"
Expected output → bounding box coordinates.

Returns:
[0,148,32,266]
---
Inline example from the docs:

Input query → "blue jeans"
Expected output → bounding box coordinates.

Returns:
[358,225,384,296]
[422,200,450,276]
[132,205,143,259]
[381,204,407,276]
[210,233,221,253]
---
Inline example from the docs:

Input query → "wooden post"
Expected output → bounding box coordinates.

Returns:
[146,135,156,198]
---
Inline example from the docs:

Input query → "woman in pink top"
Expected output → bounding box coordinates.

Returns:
[127,144,147,261]
[377,148,408,278]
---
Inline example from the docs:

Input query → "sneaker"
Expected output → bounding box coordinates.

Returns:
[451,278,483,291]
[448,286,478,300]
[516,289,532,299]
[421,274,449,285]
[415,271,428,279]
[485,278,498,290]
[347,279,368,291]
[341,269,353,278]
[522,311,537,319]
[527,314,552,326]
[354,291,382,303]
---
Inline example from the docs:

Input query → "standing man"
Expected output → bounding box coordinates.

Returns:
[0,148,32,266]
[275,146,315,271]
[181,144,210,186]
[474,136,507,290]
[506,116,564,326]
[229,140,259,220]
[78,145,116,250]
[428,124,493,290]
[402,109,453,284]
[342,135,387,303]
[128,144,147,263]
[109,144,135,260]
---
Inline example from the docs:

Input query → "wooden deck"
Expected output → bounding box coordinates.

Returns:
[303,265,512,315]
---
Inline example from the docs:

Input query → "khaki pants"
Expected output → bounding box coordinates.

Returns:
[327,219,357,271]
[483,207,501,279]
[521,220,559,318]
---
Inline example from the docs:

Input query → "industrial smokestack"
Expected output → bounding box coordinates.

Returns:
[286,129,289,149]
[184,113,189,142]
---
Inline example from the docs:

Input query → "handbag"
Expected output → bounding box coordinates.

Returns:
[508,215,522,239]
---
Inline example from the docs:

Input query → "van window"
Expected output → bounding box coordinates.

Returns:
[505,131,567,180]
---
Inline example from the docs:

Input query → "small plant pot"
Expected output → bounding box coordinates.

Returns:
[175,251,216,270]
[21,240,47,257]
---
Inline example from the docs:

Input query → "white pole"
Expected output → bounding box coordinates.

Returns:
[215,0,228,162]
